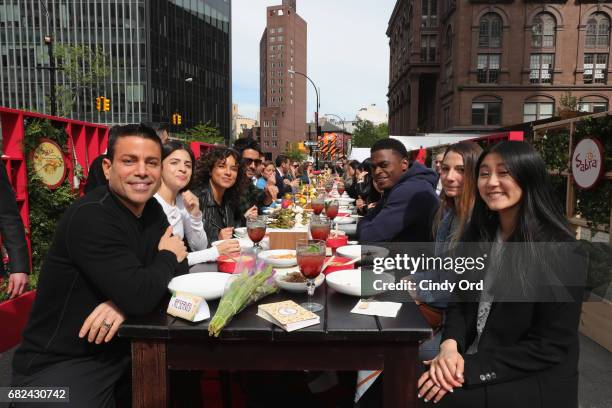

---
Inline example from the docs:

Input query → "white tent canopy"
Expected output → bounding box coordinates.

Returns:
[390,134,480,152]
[348,147,371,162]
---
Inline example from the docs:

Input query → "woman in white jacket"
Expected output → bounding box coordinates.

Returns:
[155,141,240,266]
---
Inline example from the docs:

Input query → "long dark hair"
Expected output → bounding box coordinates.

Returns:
[464,141,573,243]
[433,141,483,242]
[459,141,575,300]
[192,147,243,204]
[161,140,196,192]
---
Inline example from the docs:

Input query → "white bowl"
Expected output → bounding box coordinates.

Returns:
[338,197,355,205]
[168,272,233,300]
[258,249,297,267]
[212,238,253,249]
[233,227,247,238]
[326,269,394,297]
[335,216,356,225]
[335,245,389,260]
[274,269,325,293]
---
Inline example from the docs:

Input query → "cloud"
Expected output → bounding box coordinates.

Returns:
[232,0,394,121]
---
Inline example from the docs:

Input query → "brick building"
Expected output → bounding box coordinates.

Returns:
[259,0,307,158]
[387,0,612,135]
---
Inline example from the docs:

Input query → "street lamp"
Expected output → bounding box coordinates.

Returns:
[36,0,60,116]
[288,69,320,168]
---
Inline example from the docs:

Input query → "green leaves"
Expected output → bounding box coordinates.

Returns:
[352,119,388,148]
[177,121,224,144]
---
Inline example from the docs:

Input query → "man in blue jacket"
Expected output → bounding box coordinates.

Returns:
[357,138,439,242]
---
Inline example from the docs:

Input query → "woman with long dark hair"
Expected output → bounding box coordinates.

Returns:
[418,141,584,407]
[192,148,245,243]
[155,142,240,264]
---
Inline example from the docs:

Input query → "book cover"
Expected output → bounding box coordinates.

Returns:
[257,300,320,331]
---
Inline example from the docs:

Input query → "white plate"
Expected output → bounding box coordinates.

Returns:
[258,249,297,267]
[274,269,325,293]
[334,216,356,225]
[326,269,394,297]
[233,227,247,238]
[337,197,355,205]
[212,238,253,249]
[168,272,233,300]
[335,245,390,260]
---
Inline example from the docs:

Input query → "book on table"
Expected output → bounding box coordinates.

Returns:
[257,300,320,332]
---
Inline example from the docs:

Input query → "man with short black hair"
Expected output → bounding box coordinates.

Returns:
[12,124,187,407]
[356,138,439,242]
[274,154,293,198]
[233,138,278,216]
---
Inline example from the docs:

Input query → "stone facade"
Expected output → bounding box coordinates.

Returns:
[388,0,612,135]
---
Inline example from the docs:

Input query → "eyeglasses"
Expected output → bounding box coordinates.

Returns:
[292,164,299,168]
[242,158,262,166]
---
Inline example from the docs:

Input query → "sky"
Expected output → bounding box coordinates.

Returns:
[231,0,396,122]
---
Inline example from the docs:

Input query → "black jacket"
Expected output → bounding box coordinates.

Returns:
[357,162,439,242]
[275,170,292,198]
[0,164,29,276]
[440,246,585,408]
[13,186,185,376]
[193,182,241,243]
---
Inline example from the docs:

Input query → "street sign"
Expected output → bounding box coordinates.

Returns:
[304,141,318,147]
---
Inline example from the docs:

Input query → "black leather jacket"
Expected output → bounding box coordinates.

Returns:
[193,182,241,245]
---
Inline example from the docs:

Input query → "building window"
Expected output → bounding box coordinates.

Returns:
[586,13,610,48]
[421,0,437,28]
[584,53,608,84]
[523,102,554,122]
[446,28,453,59]
[532,13,556,48]
[420,35,437,62]
[530,54,554,84]
[278,27,284,33]
[445,61,453,90]
[443,106,450,129]
[472,100,501,126]
[477,54,500,83]
[270,36,275,42]
[478,13,502,48]
[578,101,609,113]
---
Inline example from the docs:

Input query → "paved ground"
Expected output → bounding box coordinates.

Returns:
[1,334,611,408]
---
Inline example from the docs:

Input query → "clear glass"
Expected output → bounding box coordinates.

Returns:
[325,199,340,230]
[296,239,326,312]
[247,215,267,253]
[309,215,331,242]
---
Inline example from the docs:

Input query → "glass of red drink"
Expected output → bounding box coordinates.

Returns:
[311,196,325,215]
[337,182,345,196]
[296,239,326,312]
[247,215,267,253]
[310,215,331,241]
[325,199,339,223]
[324,181,334,196]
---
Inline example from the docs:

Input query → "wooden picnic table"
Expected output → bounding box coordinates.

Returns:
[119,264,431,408]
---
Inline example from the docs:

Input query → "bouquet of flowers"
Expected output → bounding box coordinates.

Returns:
[208,254,278,337]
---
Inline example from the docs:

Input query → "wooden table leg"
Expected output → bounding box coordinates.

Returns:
[383,344,418,408]
[132,339,168,408]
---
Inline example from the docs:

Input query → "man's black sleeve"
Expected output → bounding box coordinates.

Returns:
[0,164,29,275]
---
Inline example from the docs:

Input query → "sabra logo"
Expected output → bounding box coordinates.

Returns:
[572,138,605,189]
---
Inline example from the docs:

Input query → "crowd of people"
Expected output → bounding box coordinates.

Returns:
[2,122,586,408]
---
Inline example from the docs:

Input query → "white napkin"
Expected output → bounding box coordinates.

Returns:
[350,300,402,318]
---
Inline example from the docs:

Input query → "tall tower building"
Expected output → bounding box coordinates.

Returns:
[0,1,231,138]
[259,0,307,158]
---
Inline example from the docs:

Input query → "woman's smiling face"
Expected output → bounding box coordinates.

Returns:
[478,153,523,213]
[211,155,238,190]
[161,149,192,191]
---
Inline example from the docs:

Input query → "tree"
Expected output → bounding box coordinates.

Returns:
[180,121,224,144]
[50,44,110,116]
[284,144,306,162]
[352,119,389,148]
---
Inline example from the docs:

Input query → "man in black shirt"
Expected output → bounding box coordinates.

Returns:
[12,124,187,407]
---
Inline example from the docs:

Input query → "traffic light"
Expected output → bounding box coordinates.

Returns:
[172,113,182,125]
[95,96,102,111]
[103,98,110,112]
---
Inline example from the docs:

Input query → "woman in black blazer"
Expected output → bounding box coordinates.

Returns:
[418,141,585,408]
